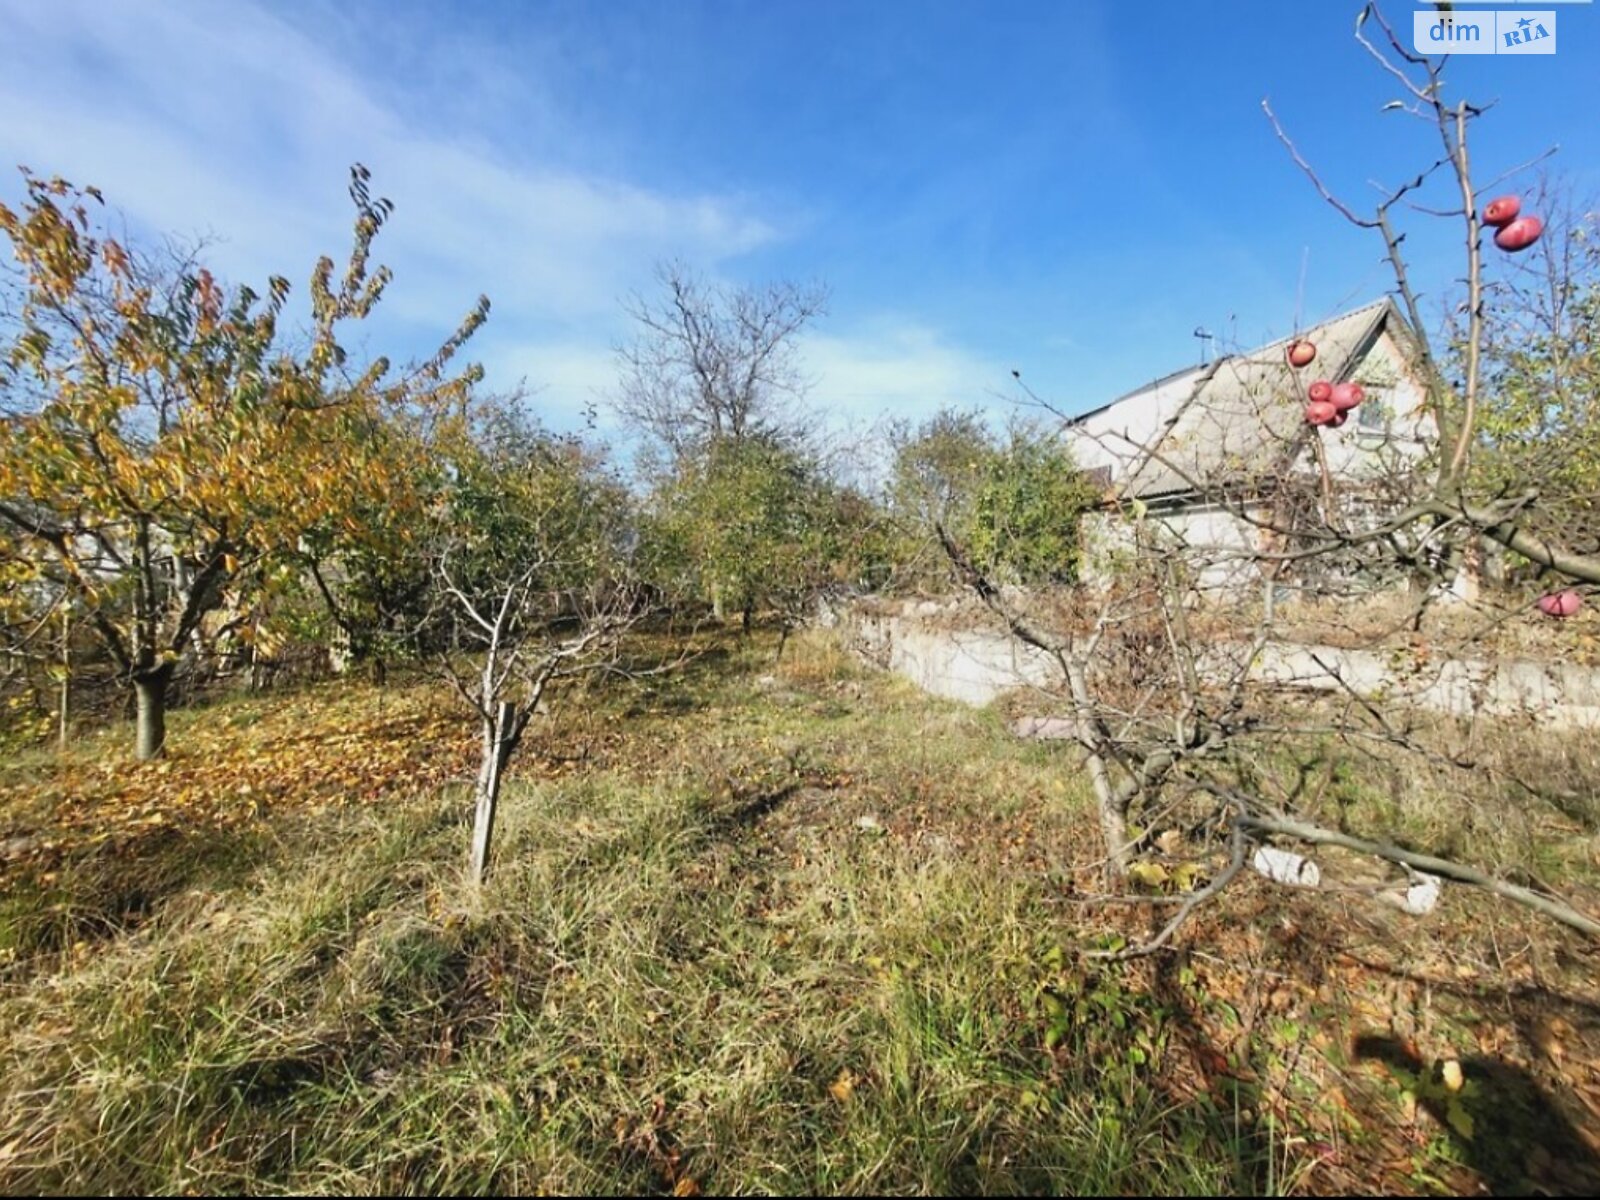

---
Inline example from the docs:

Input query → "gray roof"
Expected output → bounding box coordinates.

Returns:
[1113,298,1410,501]
[1071,362,1208,427]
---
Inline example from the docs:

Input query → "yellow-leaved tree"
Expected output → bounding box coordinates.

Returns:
[0,165,487,758]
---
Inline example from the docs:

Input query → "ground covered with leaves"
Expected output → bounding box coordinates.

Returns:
[3,631,1600,1194]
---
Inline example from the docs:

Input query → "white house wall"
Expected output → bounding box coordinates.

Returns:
[1066,306,1449,599]
[1317,328,1434,484]
[1065,367,1205,483]
[1081,504,1265,594]
[1155,505,1264,593]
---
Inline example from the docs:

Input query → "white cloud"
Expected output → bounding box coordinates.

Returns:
[0,0,779,390]
[801,321,1014,425]
[480,339,619,426]
[0,2,1016,447]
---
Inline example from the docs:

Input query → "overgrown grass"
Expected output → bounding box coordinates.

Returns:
[2,629,1598,1194]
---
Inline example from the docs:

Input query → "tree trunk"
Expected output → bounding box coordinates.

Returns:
[249,628,269,692]
[1062,653,1129,879]
[133,663,175,761]
[469,701,518,885]
[59,668,71,749]
[328,623,354,675]
[58,603,71,750]
[711,582,726,624]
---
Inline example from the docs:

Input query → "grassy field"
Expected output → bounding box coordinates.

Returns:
[3,630,1600,1195]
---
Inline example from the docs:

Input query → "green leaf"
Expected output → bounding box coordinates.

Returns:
[1172,862,1205,892]
[1128,861,1169,890]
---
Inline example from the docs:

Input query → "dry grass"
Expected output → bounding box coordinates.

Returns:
[1242,589,1600,665]
[2,627,1599,1194]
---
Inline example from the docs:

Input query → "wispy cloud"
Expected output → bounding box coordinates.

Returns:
[0,0,780,416]
[802,321,1014,425]
[0,2,1029,435]
[484,341,619,427]
[484,319,1013,447]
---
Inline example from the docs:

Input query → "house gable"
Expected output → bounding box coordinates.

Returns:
[1063,298,1432,506]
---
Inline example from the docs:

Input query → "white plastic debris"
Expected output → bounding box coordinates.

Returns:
[1009,716,1076,741]
[1398,871,1442,915]
[1251,845,1322,888]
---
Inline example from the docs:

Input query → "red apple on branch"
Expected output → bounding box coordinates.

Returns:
[1494,216,1544,253]
[1305,400,1337,426]
[1286,339,1317,368]
[1331,382,1364,411]
[1482,195,1521,227]
[1308,380,1333,404]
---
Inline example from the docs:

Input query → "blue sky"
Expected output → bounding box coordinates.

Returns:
[2,0,1597,440]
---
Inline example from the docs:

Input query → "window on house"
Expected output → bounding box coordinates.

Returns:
[1356,389,1389,431]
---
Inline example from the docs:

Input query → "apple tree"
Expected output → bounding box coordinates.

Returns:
[0,166,488,758]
